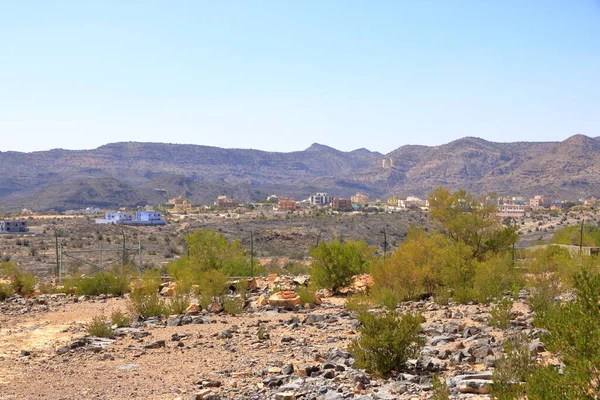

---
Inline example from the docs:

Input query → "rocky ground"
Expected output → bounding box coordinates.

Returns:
[0,276,548,400]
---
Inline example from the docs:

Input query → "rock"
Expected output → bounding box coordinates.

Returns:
[281,364,294,375]
[256,294,268,306]
[275,392,296,400]
[185,303,202,313]
[529,339,546,353]
[458,379,492,394]
[191,389,220,400]
[144,340,166,349]
[160,282,176,296]
[167,316,182,327]
[268,291,303,310]
[207,300,224,313]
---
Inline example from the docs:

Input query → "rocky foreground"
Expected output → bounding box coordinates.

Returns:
[0,277,547,400]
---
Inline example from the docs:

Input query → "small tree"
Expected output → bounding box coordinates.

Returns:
[310,239,375,293]
[349,310,424,376]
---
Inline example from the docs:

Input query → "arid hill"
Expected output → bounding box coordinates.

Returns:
[0,135,598,211]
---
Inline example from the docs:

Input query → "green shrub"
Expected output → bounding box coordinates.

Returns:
[167,293,190,315]
[85,315,113,338]
[110,310,130,328]
[295,285,317,304]
[0,282,13,300]
[310,239,375,293]
[348,311,424,376]
[491,334,534,400]
[432,375,450,400]
[489,297,513,330]
[128,292,166,319]
[195,269,228,309]
[128,270,166,318]
[76,270,130,296]
[525,268,600,399]
[344,294,374,314]
[223,296,244,315]
[1,261,38,297]
[472,255,524,303]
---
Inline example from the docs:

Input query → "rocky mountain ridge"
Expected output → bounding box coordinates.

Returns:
[0,135,598,211]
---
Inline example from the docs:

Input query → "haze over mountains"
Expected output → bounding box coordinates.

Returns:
[0,135,598,211]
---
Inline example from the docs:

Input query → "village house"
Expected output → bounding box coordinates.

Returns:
[497,204,533,218]
[274,197,297,211]
[351,192,369,205]
[530,195,551,208]
[331,198,353,211]
[309,193,333,206]
[216,196,239,209]
[0,220,29,233]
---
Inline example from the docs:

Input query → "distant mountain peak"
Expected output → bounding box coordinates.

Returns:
[305,143,337,152]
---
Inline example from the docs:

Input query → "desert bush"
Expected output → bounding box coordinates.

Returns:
[0,282,13,300]
[85,315,113,338]
[472,255,524,303]
[525,268,600,399]
[110,310,130,328]
[223,296,244,315]
[310,239,375,293]
[344,294,373,314]
[195,269,228,309]
[489,297,513,330]
[284,261,311,276]
[167,293,190,315]
[295,285,317,304]
[491,333,535,400]
[431,375,451,400]
[75,270,131,297]
[348,311,424,376]
[128,270,166,318]
[1,261,37,297]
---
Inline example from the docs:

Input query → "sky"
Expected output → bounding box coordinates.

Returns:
[1,1,599,154]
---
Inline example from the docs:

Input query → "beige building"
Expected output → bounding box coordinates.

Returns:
[274,197,297,211]
[167,196,200,213]
[351,193,369,204]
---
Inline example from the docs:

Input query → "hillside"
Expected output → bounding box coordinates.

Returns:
[0,135,598,211]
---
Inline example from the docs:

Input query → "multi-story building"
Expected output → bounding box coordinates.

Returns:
[96,212,133,224]
[497,204,533,218]
[167,196,200,213]
[401,196,429,209]
[0,220,29,233]
[530,195,551,208]
[309,193,333,206]
[274,197,297,211]
[351,193,369,205]
[216,196,239,209]
[96,211,165,225]
[387,195,400,206]
[331,198,353,211]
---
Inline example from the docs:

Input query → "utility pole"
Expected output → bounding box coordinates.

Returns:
[382,228,388,259]
[250,231,255,278]
[121,229,126,268]
[580,219,585,254]
[54,228,60,278]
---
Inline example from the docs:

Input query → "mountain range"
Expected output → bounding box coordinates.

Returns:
[0,134,598,211]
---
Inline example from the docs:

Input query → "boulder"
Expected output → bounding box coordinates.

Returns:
[268,291,303,310]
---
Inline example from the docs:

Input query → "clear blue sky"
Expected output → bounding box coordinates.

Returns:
[1,1,599,154]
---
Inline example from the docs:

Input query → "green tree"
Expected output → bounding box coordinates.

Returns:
[185,229,249,275]
[310,239,375,293]
[428,187,518,260]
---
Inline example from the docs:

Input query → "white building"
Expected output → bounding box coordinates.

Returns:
[135,211,165,224]
[96,211,165,225]
[309,193,333,206]
[96,212,133,224]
